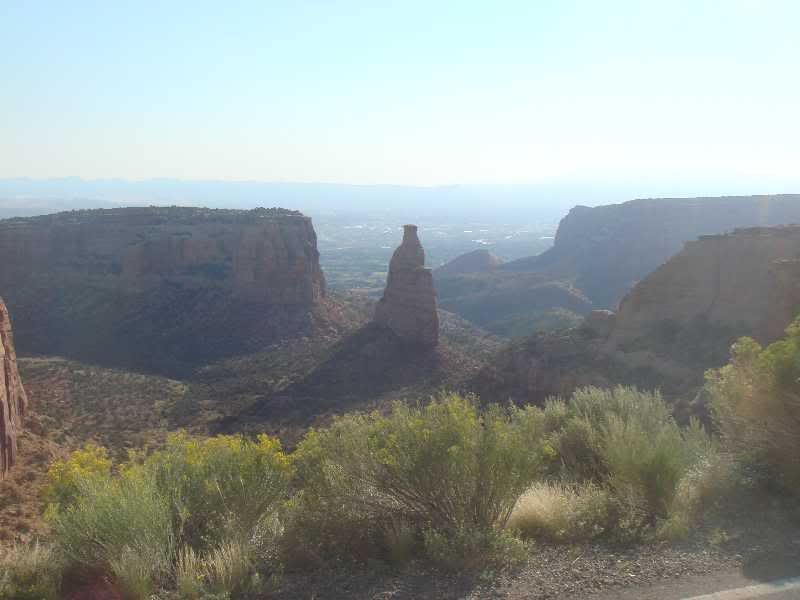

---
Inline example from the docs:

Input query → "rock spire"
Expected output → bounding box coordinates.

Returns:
[1,297,27,479]
[375,225,439,345]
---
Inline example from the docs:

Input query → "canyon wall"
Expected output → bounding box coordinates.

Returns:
[502,195,800,308]
[0,298,27,479]
[475,225,800,412]
[608,226,800,349]
[0,207,327,375]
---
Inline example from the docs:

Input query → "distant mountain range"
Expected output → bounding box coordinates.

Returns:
[3,176,799,221]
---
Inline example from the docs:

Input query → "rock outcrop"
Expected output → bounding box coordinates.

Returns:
[434,249,504,278]
[375,225,439,345]
[1,298,27,479]
[474,225,800,414]
[607,226,800,349]
[431,195,800,335]
[502,195,800,309]
[0,207,328,375]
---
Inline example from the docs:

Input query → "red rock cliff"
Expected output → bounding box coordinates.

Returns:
[0,207,328,375]
[0,298,27,479]
[0,206,325,303]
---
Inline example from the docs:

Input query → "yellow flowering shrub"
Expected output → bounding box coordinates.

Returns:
[144,431,291,550]
[45,443,112,508]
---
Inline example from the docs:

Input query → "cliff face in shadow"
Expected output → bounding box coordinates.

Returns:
[503,195,800,309]
[0,207,328,376]
[474,225,800,417]
[436,195,800,336]
[1,298,27,479]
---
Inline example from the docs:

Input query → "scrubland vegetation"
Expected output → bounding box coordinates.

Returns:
[4,319,800,599]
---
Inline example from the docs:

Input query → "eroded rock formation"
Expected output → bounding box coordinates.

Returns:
[432,195,800,334]
[475,226,800,413]
[0,207,328,375]
[608,226,800,349]
[375,225,439,345]
[434,249,504,278]
[502,194,800,308]
[1,298,27,479]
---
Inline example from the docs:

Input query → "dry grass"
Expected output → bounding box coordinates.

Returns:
[0,540,61,599]
[508,481,611,543]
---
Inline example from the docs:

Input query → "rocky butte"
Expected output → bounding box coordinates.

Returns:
[0,297,27,479]
[0,207,327,375]
[375,225,439,345]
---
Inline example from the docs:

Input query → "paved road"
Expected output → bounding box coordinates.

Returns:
[583,572,800,600]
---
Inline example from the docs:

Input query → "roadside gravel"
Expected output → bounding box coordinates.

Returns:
[270,513,800,599]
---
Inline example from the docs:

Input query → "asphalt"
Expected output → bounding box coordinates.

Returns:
[582,571,800,600]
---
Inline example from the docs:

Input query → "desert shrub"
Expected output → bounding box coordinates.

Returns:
[288,393,547,567]
[48,434,289,597]
[142,432,291,552]
[707,319,800,495]
[545,387,712,535]
[45,442,112,508]
[0,542,61,600]
[658,447,738,540]
[423,525,528,572]
[507,481,612,542]
[49,471,173,596]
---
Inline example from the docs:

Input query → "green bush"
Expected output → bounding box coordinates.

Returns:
[142,432,291,551]
[545,387,712,535]
[49,472,173,598]
[423,525,528,572]
[46,432,290,597]
[289,393,547,567]
[44,442,112,509]
[707,319,800,495]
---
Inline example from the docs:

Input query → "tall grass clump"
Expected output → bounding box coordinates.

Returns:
[507,481,611,542]
[0,542,62,600]
[288,392,547,568]
[543,386,712,537]
[707,318,800,496]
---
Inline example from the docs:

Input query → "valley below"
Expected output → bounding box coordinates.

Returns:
[2,196,800,599]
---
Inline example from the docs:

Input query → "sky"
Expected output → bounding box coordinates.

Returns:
[2,0,800,186]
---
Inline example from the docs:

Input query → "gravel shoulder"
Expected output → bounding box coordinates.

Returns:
[270,508,800,600]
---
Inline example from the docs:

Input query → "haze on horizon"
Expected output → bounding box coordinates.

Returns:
[2,1,800,188]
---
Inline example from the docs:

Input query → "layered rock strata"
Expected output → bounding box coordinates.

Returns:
[0,207,327,374]
[475,226,800,412]
[375,225,439,345]
[502,195,800,309]
[1,298,27,479]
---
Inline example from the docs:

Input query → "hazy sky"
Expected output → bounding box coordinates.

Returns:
[2,1,799,185]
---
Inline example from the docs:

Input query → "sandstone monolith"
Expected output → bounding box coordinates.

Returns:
[375,225,439,345]
[0,297,27,479]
